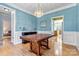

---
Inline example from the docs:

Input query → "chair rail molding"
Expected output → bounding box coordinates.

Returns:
[37,31,53,34]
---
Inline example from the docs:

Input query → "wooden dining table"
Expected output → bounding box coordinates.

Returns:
[20,34,53,56]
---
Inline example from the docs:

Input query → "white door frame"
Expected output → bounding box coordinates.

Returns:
[11,10,16,44]
[51,16,64,39]
[0,5,16,44]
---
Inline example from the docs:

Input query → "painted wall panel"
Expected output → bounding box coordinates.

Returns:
[37,5,77,46]
[16,10,37,31]
[37,6,77,32]
[0,3,78,45]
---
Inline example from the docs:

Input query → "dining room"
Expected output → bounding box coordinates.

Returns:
[0,3,79,56]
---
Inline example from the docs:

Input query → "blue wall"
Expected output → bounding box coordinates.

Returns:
[0,3,37,32]
[16,10,37,31]
[37,6,77,32]
[0,3,78,32]
[37,16,51,31]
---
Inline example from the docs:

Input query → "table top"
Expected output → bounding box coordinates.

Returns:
[20,34,53,42]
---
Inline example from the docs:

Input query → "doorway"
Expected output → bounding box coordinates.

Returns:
[2,10,11,45]
[53,18,63,37]
[51,16,64,55]
[0,5,16,46]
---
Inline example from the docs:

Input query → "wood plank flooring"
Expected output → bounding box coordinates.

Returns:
[0,36,79,56]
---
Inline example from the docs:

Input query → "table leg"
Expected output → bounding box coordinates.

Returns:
[30,42,41,56]
[47,39,50,49]
[38,42,41,56]
[30,42,32,50]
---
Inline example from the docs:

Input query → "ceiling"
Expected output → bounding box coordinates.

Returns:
[0,3,74,15]
[12,3,73,15]
[0,6,11,14]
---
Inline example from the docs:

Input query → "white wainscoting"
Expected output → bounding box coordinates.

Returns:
[37,31,79,51]
[52,31,79,50]
[13,31,22,45]
[37,31,77,46]
[63,31,77,46]
[37,31,54,34]
[13,31,79,50]
[76,32,79,50]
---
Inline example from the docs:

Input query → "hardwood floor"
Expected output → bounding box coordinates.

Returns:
[62,44,79,56]
[0,36,79,56]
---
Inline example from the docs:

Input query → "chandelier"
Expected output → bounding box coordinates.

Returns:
[34,3,43,17]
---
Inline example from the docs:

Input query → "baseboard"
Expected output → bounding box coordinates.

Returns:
[63,42,76,47]
[63,41,76,46]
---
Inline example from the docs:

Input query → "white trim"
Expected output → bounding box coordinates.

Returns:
[0,5,16,44]
[0,5,14,11]
[75,32,79,51]
[11,10,22,45]
[51,16,64,41]
[43,4,77,16]
[3,4,77,17]
[37,31,53,34]
[63,31,79,51]
[5,3,34,16]
[51,15,64,31]
[11,10,16,43]
[63,31,77,46]
[0,4,22,45]
[63,41,76,46]
[76,32,79,51]
[13,32,22,45]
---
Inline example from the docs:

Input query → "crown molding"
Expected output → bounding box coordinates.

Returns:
[0,4,14,11]
[4,3,34,16]
[2,3,77,17]
[43,3,77,16]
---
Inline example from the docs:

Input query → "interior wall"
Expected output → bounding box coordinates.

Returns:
[76,4,79,48]
[37,6,77,32]
[1,3,78,46]
[0,3,37,44]
[3,13,11,34]
[16,10,37,32]
[0,3,37,32]
[37,5,77,46]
